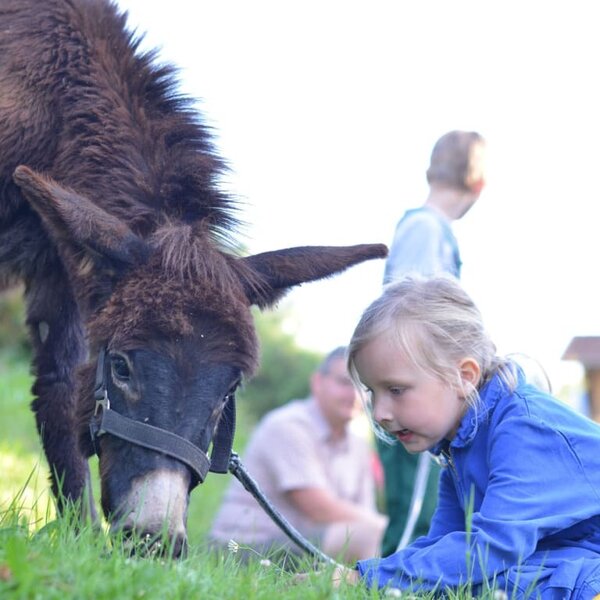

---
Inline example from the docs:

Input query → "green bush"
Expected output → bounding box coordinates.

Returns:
[238,308,323,421]
[0,288,31,365]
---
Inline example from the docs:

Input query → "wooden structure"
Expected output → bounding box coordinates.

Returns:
[562,336,600,422]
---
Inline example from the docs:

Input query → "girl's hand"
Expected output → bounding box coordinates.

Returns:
[332,566,360,587]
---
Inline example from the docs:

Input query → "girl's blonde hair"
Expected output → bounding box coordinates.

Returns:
[348,275,516,435]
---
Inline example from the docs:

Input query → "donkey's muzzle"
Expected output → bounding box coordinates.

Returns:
[110,469,189,558]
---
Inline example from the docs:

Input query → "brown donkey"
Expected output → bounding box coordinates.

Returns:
[0,0,386,555]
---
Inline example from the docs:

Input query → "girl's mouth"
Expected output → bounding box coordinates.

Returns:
[394,428,414,443]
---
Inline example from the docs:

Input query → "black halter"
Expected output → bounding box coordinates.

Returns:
[89,347,235,485]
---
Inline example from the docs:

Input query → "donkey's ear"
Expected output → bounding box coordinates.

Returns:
[13,166,148,266]
[240,244,388,308]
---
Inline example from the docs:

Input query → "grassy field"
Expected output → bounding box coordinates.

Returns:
[0,358,389,599]
[0,357,505,598]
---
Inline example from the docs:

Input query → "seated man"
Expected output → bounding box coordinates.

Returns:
[209,346,387,563]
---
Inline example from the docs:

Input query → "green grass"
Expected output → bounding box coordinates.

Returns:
[0,360,54,529]
[0,499,390,600]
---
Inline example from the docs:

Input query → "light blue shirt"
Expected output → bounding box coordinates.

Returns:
[383,206,461,283]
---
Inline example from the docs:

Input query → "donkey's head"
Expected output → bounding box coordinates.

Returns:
[14,166,387,556]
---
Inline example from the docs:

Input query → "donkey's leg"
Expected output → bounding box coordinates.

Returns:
[25,269,96,519]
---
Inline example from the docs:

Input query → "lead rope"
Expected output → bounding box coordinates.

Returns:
[396,452,431,551]
[216,394,338,564]
[228,452,342,567]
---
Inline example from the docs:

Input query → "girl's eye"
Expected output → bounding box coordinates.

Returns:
[110,355,131,382]
[389,386,407,396]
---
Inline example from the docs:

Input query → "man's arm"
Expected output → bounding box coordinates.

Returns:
[286,487,377,523]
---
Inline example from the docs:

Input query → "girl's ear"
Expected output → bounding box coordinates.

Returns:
[458,357,482,392]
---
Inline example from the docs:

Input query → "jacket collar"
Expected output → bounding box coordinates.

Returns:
[431,364,523,455]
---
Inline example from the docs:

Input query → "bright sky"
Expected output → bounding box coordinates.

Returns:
[114,1,600,397]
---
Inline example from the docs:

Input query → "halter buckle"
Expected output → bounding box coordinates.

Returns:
[94,390,110,416]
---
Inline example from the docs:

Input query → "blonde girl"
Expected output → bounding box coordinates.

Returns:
[339,276,600,599]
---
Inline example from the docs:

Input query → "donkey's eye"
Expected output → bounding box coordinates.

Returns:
[225,380,240,402]
[110,355,131,382]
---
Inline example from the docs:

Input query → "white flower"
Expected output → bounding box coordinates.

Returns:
[227,539,239,554]
[385,588,402,597]
[259,559,272,567]
[493,591,508,600]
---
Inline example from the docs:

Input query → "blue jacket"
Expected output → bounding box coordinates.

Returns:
[357,368,600,598]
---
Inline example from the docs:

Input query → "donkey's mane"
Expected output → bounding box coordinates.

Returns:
[45,0,241,242]
[151,223,242,286]
[149,222,269,312]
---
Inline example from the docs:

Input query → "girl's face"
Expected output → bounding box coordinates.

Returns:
[355,334,476,453]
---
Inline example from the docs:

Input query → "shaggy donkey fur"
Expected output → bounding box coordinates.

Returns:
[0,0,386,543]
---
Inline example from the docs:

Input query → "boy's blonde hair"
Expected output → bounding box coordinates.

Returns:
[348,275,515,421]
[426,130,485,192]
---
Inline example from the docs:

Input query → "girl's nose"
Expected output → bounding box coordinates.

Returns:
[372,395,393,425]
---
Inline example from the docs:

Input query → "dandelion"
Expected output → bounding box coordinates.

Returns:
[227,539,239,554]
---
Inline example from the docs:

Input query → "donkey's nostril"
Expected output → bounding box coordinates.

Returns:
[171,533,188,559]
[118,527,187,559]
